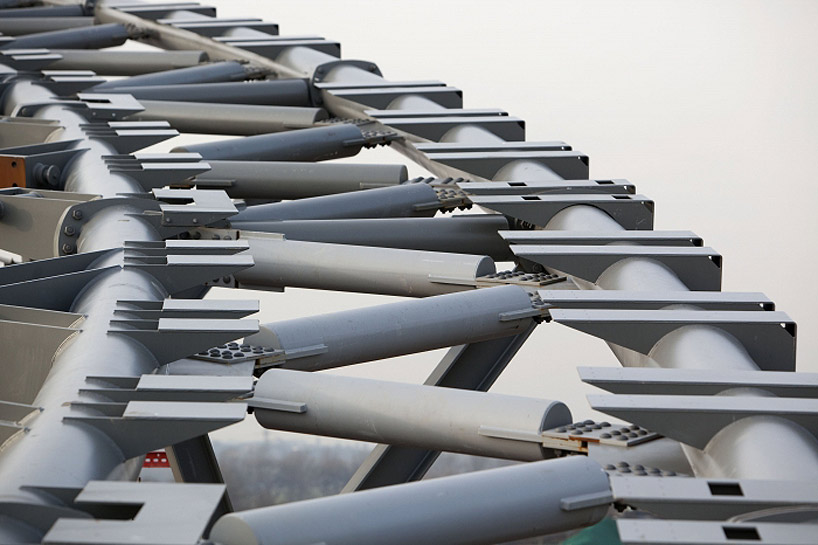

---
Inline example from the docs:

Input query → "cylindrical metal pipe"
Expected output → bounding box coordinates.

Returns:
[0,22,128,50]
[233,215,514,260]
[172,124,370,162]
[91,60,250,90]
[193,160,407,199]
[235,231,494,297]
[209,456,611,545]
[94,79,311,106]
[230,183,439,222]
[129,100,327,135]
[247,285,536,370]
[0,17,93,35]
[49,49,208,75]
[253,368,570,460]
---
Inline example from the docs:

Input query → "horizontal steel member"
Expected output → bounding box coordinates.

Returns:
[513,246,721,290]
[229,183,440,223]
[224,215,514,260]
[610,475,818,520]
[473,194,653,229]
[326,84,463,109]
[210,456,611,545]
[428,150,590,180]
[231,230,495,297]
[504,230,703,246]
[252,368,570,460]
[246,284,538,371]
[168,19,279,37]
[190,160,407,199]
[463,179,636,195]
[552,308,795,371]
[538,290,774,311]
[49,49,209,75]
[235,38,341,60]
[617,520,817,545]
[579,366,818,397]
[416,141,572,153]
[113,3,217,20]
[129,100,327,135]
[382,115,525,142]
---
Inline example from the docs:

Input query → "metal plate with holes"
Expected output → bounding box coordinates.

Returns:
[540,419,661,453]
[617,520,818,545]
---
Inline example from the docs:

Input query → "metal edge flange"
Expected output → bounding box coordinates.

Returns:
[80,121,178,153]
[415,141,572,153]
[474,194,653,230]
[428,150,588,180]
[0,49,62,71]
[79,372,253,403]
[551,308,795,371]
[380,115,525,143]
[461,179,636,196]
[538,290,774,311]
[102,153,210,190]
[502,230,702,247]
[512,246,720,290]
[167,20,279,37]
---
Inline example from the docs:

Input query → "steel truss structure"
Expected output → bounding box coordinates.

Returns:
[0,1,815,544]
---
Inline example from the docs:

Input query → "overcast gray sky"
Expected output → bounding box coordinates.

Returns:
[185,0,818,443]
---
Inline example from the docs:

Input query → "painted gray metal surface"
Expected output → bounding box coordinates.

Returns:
[0,1,813,544]
[210,456,611,545]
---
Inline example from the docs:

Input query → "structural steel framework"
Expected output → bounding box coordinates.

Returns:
[0,1,815,544]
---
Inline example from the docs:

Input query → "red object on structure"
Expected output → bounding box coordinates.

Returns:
[143,451,170,468]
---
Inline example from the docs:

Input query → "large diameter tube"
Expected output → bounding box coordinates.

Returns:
[49,49,208,75]
[92,60,249,90]
[172,124,369,162]
[194,161,406,199]
[130,100,327,135]
[253,369,570,460]
[247,285,536,370]
[230,183,439,222]
[236,232,494,297]
[93,80,311,106]
[0,23,129,50]
[210,456,611,545]
[235,216,514,260]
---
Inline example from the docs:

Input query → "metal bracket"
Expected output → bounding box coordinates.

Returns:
[367,108,510,120]
[81,374,253,403]
[379,114,525,142]
[0,400,40,446]
[14,92,144,120]
[42,480,226,545]
[472,194,653,229]
[0,117,64,148]
[123,239,253,295]
[609,475,818,520]
[512,246,720,290]
[579,366,818,397]
[0,140,86,190]
[248,397,307,414]
[538,290,774,311]
[503,230,702,247]
[165,19,279,37]
[234,38,340,60]
[0,49,62,71]
[591,394,818,449]
[462,179,636,195]
[552,308,795,371]
[148,188,238,229]
[320,80,463,110]
[416,141,572,153]
[427,150,588,180]
[617,520,818,545]
[81,121,178,153]
[114,2,217,19]
[102,152,210,190]
[115,298,258,319]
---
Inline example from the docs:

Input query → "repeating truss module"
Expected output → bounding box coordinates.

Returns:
[0,1,815,545]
